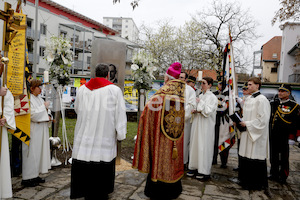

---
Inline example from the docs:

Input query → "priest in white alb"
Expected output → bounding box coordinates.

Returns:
[237,77,270,191]
[71,63,127,199]
[0,87,16,199]
[188,76,218,181]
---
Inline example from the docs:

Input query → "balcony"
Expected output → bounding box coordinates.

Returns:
[26,28,40,40]
[27,52,39,64]
[72,60,89,71]
[70,40,92,52]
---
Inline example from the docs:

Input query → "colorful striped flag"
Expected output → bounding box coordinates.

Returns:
[218,30,237,152]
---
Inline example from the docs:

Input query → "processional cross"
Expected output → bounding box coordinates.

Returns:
[0,1,27,160]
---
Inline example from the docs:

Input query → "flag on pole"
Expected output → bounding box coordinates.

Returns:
[218,30,237,152]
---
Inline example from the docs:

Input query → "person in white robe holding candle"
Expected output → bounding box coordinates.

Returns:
[22,79,51,187]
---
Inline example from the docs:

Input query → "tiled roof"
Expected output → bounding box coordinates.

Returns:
[184,69,217,80]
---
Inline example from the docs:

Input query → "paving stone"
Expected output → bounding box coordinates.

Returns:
[41,177,71,189]
[204,185,250,200]
[176,194,201,200]
[249,190,269,200]
[110,182,137,199]
[115,169,147,186]
[128,185,150,200]
[181,177,203,197]
[14,186,45,199]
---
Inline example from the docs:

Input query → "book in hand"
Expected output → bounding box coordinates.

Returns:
[229,112,247,132]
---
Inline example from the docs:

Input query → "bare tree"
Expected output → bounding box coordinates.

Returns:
[139,20,178,72]
[113,0,139,9]
[192,0,259,75]
[272,0,300,25]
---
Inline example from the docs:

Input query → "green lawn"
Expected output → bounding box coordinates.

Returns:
[9,119,138,149]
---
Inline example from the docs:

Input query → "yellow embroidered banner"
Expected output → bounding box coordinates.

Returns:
[7,12,26,96]
[8,113,30,146]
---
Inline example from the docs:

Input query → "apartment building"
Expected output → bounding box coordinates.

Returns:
[0,0,139,76]
[103,17,139,42]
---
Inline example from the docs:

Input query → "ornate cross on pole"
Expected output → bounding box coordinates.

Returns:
[0,2,26,161]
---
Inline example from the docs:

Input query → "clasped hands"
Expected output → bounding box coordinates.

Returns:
[0,117,6,126]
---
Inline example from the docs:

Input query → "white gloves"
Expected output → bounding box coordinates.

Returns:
[297,136,300,142]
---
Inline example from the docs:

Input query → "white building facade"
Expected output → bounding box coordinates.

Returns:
[278,22,300,83]
[0,0,139,76]
[103,17,139,42]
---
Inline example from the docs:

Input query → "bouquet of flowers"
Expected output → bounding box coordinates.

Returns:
[44,35,73,86]
[131,50,158,91]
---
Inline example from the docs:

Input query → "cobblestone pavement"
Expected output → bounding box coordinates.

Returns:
[8,144,300,200]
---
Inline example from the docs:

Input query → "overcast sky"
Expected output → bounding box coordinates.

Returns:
[51,0,283,72]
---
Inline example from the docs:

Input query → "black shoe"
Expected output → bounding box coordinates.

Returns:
[186,170,197,177]
[33,177,45,183]
[220,164,227,169]
[21,179,39,187]
[233,167,239,171]
[196,174,210,181]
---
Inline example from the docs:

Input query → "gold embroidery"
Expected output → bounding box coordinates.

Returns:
[161,100,185,141]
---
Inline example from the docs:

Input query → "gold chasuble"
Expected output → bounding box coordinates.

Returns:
[133,79,185,183]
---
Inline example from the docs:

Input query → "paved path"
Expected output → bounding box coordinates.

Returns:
[8,144,300,200]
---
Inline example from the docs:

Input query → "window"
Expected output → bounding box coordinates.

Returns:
[71,35,79,43]
[125,25,128,28]
[40,24,47,35]
[106,19,109,22]
[272,53,277,58]
[27,41,33,53]
[271,67,277,73]
[74,51,79,60]
[87,56,91,64]
[126,20,128,22]
[39,46,46,57]
[60,30,67,38]
[27,19,32,28]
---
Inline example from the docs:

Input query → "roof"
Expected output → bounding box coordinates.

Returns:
[280,22,300,30]
[261,36,282,61]
[27,0,119,35]
[184,69,217,81]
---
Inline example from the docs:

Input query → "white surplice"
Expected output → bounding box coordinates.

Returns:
[22,94,51,180]
[72,84,127,162]
[0,90,16,199]
[184,84,196,164]
[189,90,218,175]
[239,93,270,160]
